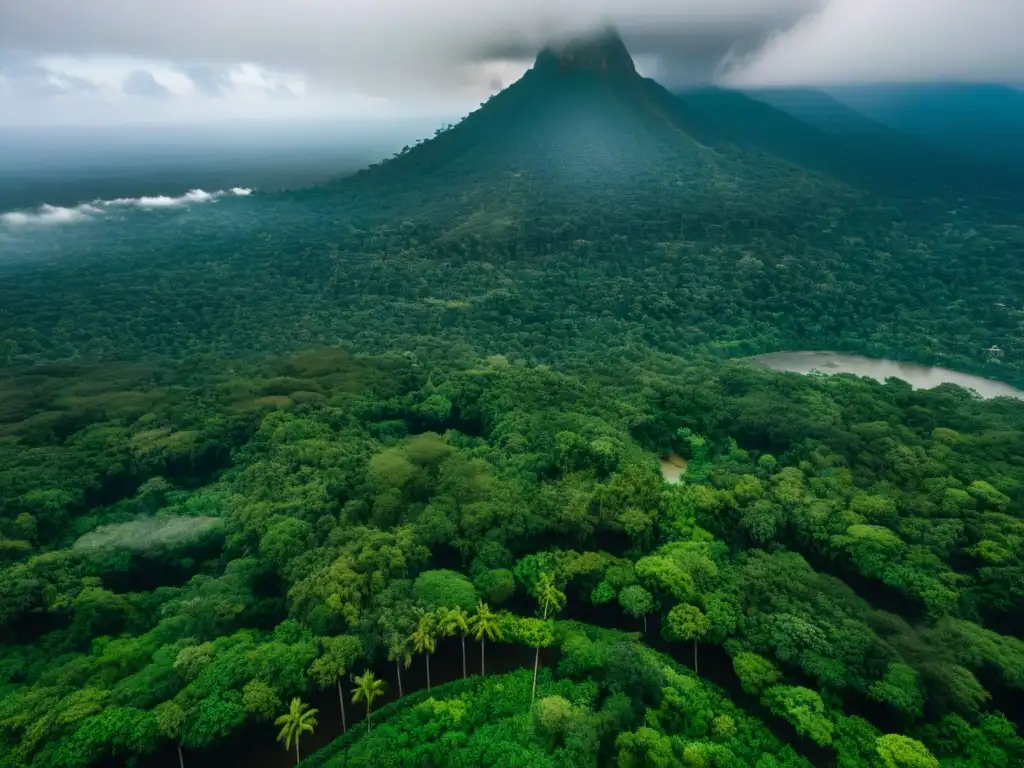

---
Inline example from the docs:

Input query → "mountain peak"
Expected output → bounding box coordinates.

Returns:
[533,27,637,77]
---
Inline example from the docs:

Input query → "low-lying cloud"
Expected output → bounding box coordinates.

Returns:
[0,187,253,227]
[0,204,98,227]
[73,515,224,555]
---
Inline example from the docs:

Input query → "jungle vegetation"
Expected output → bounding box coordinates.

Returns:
[1,29,1023,768]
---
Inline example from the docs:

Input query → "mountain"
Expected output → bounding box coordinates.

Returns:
[671,86,867,182]
[827,83,1024,170]
[325,31,1013,221]
[739,86,1022,198]
[743,87,910,140]
[327,29,857,223]
[344,29,718,189]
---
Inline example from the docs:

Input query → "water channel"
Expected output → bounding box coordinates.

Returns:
[750,350,1024,400]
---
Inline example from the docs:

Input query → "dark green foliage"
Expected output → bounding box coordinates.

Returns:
[474,568,516,605]
[1,28,1024,768]
[301,623,803,768]
[0,353,1022,766]
[413,569,479,612]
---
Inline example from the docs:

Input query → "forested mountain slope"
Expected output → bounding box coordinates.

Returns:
[827,83,1024,171]
[314,29,856,223]
[692,86,1021,198]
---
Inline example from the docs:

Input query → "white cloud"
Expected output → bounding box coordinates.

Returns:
[0,204,97,227]
[0,49,406,124]
[102,187,254,207]
[724,0,1024,85]
[0,187,255,228]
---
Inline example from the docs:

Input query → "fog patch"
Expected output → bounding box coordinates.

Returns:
[0,186,254,228]
[72,515,224,554]
[0,203,99,227]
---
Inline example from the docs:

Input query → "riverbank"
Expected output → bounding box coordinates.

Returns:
[751,350,1024,400]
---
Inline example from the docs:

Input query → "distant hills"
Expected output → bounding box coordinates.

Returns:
[826,83,1024,170]
[676,86,1021,199]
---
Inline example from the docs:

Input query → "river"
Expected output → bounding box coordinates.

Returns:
[751,351,1024,400]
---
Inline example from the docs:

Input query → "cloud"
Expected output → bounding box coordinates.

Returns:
[122,69,170,97]
[0,204,97,227]
[0,1,825,98]
[0,0,1021,124]
[724,0,1024,85]
[102,187,253,206]
[179,64,229,96]
[0,188,254,228]
[0,60,99,96]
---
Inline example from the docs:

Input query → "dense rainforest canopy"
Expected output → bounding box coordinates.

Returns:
[1,28,1023,768]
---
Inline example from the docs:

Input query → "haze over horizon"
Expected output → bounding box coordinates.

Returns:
[1,0,1022,126]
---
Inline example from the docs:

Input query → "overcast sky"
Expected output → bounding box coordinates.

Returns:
[0,0,1021,126]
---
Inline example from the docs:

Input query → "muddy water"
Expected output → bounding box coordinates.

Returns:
[752,350,1024,400]
[660,453,688,484]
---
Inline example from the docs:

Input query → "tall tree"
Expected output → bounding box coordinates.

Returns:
[154,700,186,768]
[438,605,470,679]
[531,572,566,704]
[617,585,654,634]
[663,603,710,675]
[307,634,362,734]
[274,698,318,766]
[470,600,503,675]
[409,611,438,691]
[385,633,413,698]
[351,670,387,732]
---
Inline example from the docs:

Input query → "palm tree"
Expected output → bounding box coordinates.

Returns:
[386,633,412,698]
[274,698,318,765]
[532,573,566,704]
[438,606,470,679]
[351,670,387,732]
[409,611,437,691]
[469,601,502,676]
[307,635,361,734]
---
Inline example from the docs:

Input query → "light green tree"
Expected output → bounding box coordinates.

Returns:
[470,600,503,675]
[274,698,318,765]
[519,617,557,706]
[242,680,281,722]
[868,663,924,721]
[762,685,834,747]
[531,573,566,704]
[618,585,654,634]
[386,633,413,697]
[409,611,438,691]
[438,605,471,679]
[731,651,781,695]
[875,734,939,768]
[308,634,362,733]
[153,700,186,768]
[351,670,387,732]
[663,603,710,675]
